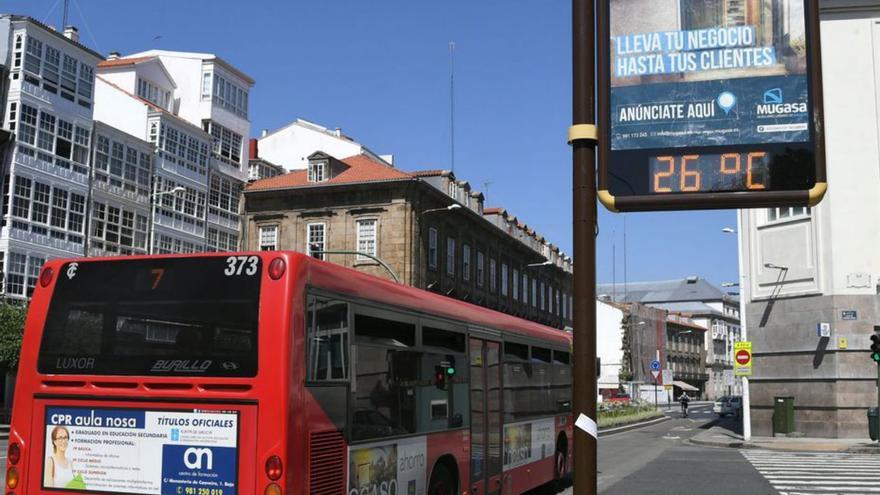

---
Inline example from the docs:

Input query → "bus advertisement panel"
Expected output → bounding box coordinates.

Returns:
[42,406,238,494]
[347,437,427,495]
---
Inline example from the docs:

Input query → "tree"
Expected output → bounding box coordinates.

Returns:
[0,302,27,371]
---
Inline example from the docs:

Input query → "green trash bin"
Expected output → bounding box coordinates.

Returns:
[868,408,878,441]
[773,396,795,435]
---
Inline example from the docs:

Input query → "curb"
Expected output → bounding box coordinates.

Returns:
[689,433,880,454]
[599,414,669,437]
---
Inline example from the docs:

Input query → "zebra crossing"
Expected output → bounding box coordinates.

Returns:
[742,449,880,494]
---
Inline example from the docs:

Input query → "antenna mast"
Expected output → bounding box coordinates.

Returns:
[63,0,70,27]
[449,41,455,175]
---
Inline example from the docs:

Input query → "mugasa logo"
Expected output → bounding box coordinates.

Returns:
[757,88,807,116]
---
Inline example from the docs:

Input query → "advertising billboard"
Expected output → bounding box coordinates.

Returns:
[42,407,238,495]
[597,0,826,211]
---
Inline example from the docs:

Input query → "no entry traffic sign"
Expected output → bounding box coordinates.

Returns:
[734,341,752,376]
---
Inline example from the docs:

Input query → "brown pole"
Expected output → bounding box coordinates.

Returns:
[572,0,597,493]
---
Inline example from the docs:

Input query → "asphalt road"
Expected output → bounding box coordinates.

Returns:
[548,403,777,495]
[0,407,775,494]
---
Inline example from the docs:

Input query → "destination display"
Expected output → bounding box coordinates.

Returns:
[597,0,826,211]
[42,407,238,494]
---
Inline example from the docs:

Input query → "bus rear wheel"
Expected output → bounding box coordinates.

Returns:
[428,463,455,495]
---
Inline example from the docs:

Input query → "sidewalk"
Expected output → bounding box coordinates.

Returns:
[691,424,880,453]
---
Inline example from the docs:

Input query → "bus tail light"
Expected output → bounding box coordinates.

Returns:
[5,467,18,490]
[265,455,283,480]
[39,266,54,287]
[264,483,281,495]
[268,258,286,280]
[7,443,19,465]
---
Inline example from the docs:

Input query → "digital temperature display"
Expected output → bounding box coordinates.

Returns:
[596,0,827,211]
[649,152,769,193]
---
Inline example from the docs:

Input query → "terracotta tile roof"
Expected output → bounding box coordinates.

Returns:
[410,169,447,177]
[246,154,413,191]
[482,207,504,215]
[98,56,156,69]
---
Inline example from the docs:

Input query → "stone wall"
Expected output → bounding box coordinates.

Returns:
[747,294,880,438]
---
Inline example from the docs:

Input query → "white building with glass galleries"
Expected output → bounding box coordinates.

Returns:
[94,73,212,255]
[117,50,253,253]
[0,16,101,300]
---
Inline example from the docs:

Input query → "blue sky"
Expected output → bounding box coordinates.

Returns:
[11,0,740,288]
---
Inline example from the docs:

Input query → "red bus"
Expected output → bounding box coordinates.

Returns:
[6,251,573,495]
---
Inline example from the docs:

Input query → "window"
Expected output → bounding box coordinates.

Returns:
[259,225,277,251]
[201,72,212,99]
[24,36,42,75]
[532,279,538,308]
[351,313,466,441]
[476,251,485,287]
[31,182,50,225]
[205,121,243,166]
[462,244,471,281]
[5,252,26,296]
[356,219,377,260]
[501,263,509,296]
[562,292,567,319]
[767,206,811,222]
[489,258,497,292]
[306,295,349,381]
[428,228,438,269]
[446,237,455,276]
[448,182,457,200]
[540,282,546,311]
[308,161,326,182]
[137,78,167,107]
[307,223,326,260]
[522,273,529,306]
[212,73,248,117]
[12,176,32,220]
[513,269,519,301]
[19,104,38,146]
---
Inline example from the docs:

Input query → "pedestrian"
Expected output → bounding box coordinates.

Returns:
[679,391,690,418]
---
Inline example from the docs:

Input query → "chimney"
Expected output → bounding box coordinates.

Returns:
[248,138,259,160]
[260,129,268,138]
[334,127,342,137]
[63,26,79,43]
[107,52,121,61]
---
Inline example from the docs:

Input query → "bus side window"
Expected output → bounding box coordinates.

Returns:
[553,350,572,412]
[306,295,349,381]
[502,341,530,421]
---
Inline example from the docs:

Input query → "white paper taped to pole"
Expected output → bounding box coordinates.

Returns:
[575,413,598,439]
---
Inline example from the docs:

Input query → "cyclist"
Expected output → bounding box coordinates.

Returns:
[679,392,690,418]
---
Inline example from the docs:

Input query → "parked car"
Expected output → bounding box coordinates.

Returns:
[607,390,631,402]
[713,395,743,416]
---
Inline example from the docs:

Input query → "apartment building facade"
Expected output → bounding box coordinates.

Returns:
[95,50,254,254]
[599,277,741,399]
[242,150,573,330]
[0,16,101,300]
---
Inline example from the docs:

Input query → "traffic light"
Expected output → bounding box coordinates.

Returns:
[434,362,457,390]
[434,366,447,390]
[871,333,880,363]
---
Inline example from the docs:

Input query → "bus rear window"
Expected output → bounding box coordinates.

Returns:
[37,256,261,377]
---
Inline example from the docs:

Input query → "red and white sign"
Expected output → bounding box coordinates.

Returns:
[734,341,752,376]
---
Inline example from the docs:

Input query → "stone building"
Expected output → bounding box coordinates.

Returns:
[736,0,880,439]
[242,149,573,330]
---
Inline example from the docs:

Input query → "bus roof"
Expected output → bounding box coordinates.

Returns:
[299,252,572,347]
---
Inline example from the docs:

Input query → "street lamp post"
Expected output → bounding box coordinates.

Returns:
[149,185,186,255]
[723,222,751,441]
[309,247,400,283]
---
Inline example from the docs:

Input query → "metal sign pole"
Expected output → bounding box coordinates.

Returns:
[571,0,597,493]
